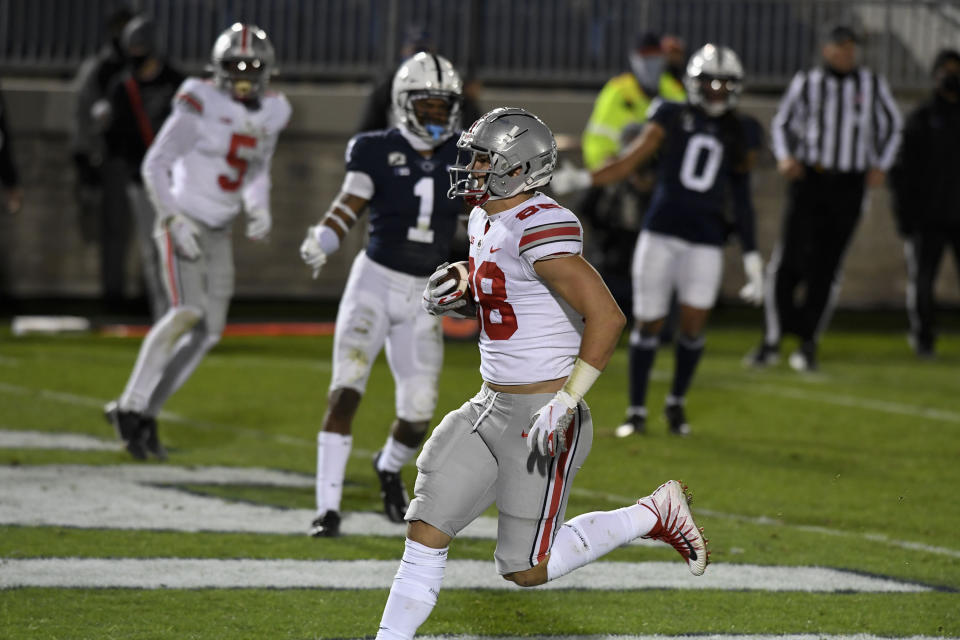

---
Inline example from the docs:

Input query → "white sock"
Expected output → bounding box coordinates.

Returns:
[377,436,418,473]
[315,431,352,515]
[376,539,448,640]
[546,503,658,581]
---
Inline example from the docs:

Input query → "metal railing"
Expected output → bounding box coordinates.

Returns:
[1,0,958,89]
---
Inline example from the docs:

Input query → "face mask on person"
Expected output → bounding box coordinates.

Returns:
[629,52,664,92]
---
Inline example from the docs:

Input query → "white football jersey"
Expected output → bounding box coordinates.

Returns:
[142,77,291,228]
[467,192,585,385]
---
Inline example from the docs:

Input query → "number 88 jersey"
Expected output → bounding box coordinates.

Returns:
[466,193,585,386]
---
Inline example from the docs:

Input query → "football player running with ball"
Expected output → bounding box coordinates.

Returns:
[105,24,290,460]
[299,53,466,537]
[552,44,763,438]
[374,107,709,640]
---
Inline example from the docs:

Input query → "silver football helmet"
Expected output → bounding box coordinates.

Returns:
[208,23,276,102]
[447,107,558,206]
[392,52,463,146]
[684,44,744,117]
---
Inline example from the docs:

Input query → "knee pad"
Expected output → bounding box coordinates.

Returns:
[156,305,203,343]
[396,377,438,422]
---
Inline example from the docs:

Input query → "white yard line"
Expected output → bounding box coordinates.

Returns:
[2,375,959,559]
[421,636,955,640]
[725,381,960,424]
[0,558,931,592]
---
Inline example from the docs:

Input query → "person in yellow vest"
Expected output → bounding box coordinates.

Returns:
[582,32,686,170]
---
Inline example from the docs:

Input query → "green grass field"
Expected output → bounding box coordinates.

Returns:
[0,321,958,639]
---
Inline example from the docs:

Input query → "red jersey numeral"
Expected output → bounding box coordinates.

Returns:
[218,133,257,191]
[469,258,518,340]
[515,202,561,220]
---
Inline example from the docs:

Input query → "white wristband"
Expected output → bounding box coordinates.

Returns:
[559,357,602,407]
[312,224,341,254]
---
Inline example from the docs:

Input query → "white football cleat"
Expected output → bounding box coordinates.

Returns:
[639,479,709,575]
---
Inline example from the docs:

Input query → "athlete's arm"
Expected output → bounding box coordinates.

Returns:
[525,254,626,457]
[141,109,199,223]
[533,254,626,370]
[729,169,757,253]
[589,120,666,188]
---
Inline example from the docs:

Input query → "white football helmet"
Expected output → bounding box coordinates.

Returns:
[208,23,276,103]
[392,52,463,146]
[447,107,558,206]
[684,44,744,117]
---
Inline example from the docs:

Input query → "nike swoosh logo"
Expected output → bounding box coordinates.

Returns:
[490,247,501,253]
[678,529,698,561]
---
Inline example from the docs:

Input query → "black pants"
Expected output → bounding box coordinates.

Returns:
[99,157,132,303]
[904,227,960,349]
[764,170,865,344]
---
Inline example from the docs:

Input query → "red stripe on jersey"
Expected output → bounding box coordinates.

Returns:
[519,225,581,248]
[241,25,248,52]
[534,411,577,564]
[176,93,203,114]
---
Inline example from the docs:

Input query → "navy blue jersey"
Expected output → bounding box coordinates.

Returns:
[346,129,461,276]
[644,101,753,248]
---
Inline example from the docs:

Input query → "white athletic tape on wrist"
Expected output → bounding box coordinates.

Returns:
[560,357,602,407]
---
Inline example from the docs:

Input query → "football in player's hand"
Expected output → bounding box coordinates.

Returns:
[436,261,470,306]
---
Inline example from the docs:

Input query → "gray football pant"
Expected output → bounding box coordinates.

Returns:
[126,182,169,321]
[119,220,234,416]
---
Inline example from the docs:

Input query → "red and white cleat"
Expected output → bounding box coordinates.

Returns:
[639,479,709,576]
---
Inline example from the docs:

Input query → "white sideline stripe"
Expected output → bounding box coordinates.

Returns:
[2,374,959,560]
[0,462,663,546]
[418,636,955,640]
[0,463,502,539]
[0,382,314,447]
[0,558,931,592]
[730,381,960,424]
[0,429,121,451]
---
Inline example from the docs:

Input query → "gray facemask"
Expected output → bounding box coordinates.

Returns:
[629,52,665,93]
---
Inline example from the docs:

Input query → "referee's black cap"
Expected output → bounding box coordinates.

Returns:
[823,24,861,45]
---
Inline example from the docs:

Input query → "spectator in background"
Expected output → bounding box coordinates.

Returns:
[70,6,134,310]
[356,26,481,133]
[0,85,22,215]
[890,49,960,359]
[662,35,688,83]
[578,32,686,316]
[581,32,685,171]
[747,24,902,372]
[1,82,24,308]
[104,16,184,320]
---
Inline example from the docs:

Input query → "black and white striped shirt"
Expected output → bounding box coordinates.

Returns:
[771,66,902,172]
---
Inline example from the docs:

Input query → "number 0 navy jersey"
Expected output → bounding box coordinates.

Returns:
[644,100,750,247]
[345,129,461,276]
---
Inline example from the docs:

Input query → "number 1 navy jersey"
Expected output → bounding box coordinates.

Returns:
[345,129,461,276]
[644,100,749,247]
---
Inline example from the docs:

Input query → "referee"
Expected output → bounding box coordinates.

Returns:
[747,24,902,371]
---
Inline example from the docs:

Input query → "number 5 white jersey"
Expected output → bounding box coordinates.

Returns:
[467,192,585,385]
[142,77,292,229]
